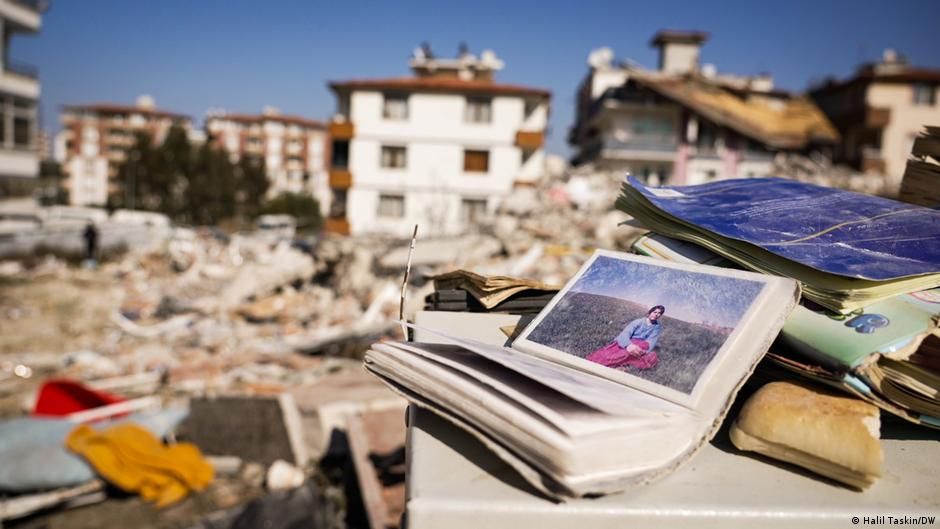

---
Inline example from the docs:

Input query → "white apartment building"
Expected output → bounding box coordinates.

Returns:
[205,108,329,210]
[0,0,43,193]
[569,31,838,185]
[326,45,550,237]
[57,96,191,206]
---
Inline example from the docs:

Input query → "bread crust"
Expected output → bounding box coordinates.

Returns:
[730,381,882,489]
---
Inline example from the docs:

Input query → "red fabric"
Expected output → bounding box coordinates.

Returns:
[33,379,125,417]
[586,338,659,370]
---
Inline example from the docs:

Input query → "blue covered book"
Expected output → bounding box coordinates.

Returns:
[618,176,940,313]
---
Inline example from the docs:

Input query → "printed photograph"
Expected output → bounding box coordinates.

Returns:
[524,255,766,394]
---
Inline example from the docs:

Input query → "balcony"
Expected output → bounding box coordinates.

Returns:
[0,0,42,31]
[329,168,352,189]
[515,130,544,149]
[600,138,678,162]
[12,0,48,11]
[0,61,39,98]
[329,120,354,140]
[0,147,38,178]
[325,217,350,235]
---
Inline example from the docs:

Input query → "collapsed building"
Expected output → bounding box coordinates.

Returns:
[810,49,940,195]
[568,30,839,186]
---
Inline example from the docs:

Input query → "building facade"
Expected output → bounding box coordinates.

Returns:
[0,0,44,193]
[569,31,838,185]
[57,96,191,206]
[326,45,550,237]
[810,50,940,194]
[205,108,329,209]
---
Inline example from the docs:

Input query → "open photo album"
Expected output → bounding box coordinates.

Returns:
[364,250,800,498]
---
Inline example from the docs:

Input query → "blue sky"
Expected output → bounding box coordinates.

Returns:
[14,0,939,157]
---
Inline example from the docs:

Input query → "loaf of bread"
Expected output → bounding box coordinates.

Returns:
[730,381,882,489]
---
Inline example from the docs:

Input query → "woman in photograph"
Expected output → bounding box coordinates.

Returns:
[587,305,664,370]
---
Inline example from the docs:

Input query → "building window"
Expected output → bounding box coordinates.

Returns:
[696,121,718,155]
[524,99,539,120]
[463,149,489,173]
[521,148,535,164]
[383,94,409,120]
[381,146,407,169]
[461,198,488,224]
[330,189,347,217]
[465,97,492,123]
[11,100,34,148]
[913,84,936,106]
[331,140,349,169]
[377,194,405,218]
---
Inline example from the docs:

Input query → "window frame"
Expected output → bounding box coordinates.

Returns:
[377,193,406,218]
[380,145,407,169]
[382,93,409,120]
[912,83,936,106]
[464,97,492,124]
[463,149,489,173]
[460,197,488,224]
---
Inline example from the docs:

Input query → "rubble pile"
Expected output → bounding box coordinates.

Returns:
[772,152,889,196]
[0,167,650,527]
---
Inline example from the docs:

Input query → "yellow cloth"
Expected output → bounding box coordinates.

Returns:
[66,423,214,507]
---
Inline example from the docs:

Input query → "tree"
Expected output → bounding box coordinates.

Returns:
[185,140,238,225]
[114,126,241,225]
[260,192,323,232]
[38,160,68,205]
[234,154,268,219]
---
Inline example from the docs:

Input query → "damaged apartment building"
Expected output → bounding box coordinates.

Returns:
[57,96,193,206]
[568,30,838,185]
[0,0,44,196]
[810,49,940,195]
[325,44,551,237]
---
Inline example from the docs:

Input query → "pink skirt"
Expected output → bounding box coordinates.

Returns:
[586,338,658,370]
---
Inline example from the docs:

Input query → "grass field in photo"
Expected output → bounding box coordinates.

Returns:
[527,291,733,394]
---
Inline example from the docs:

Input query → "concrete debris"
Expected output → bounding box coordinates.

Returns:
[0,161,669,527]
[773,152,889,196]
[265,460,305,491]
[0,480,106,522]
[207,456,243,478]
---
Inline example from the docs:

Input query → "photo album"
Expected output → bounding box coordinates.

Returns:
[364,250,800,498]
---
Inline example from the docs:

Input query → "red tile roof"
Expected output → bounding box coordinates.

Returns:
[61,103,190,121]
[209,112,326,129]
[328,76,551,99]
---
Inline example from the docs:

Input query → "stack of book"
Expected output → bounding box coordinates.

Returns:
[367,251,799,498]
[364,175,940,500]
[617,176,940,313]
[899,126,940,208]
[626,178,940,429]
[426,270,560,313]
[424,288,556,314]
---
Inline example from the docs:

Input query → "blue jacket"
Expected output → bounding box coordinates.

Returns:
[615,317,661,351]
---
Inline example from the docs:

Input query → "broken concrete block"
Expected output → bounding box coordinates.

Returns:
[266,460,305,491]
